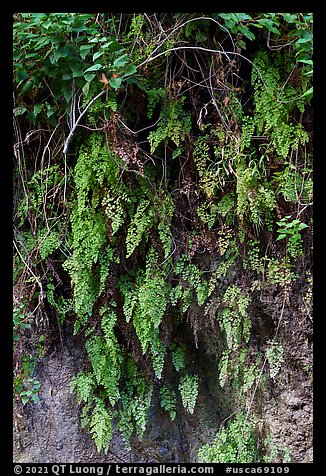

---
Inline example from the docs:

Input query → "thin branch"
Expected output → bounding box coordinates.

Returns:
[63,89,106,155]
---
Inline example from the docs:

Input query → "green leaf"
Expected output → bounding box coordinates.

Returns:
[80,45,94,60]
[82,82,90,96]
[123,65,137,77]
[238,25,255,40]
[21,396,29,405]
[235,13,252,21]
[113,54,128,68]
[290,233,301,242]
[257,18,280,35]
[93,51,104,61]
[70,61,84,78]
[298,223,309,230]
[14,106,27,116]
[298,59,313,65]
[276,234,287,241]
[84,63,103,73]
[15,69,29,83]
[108,77,122,89]
[302,87,313,100]
[33,103,43,116]
[281,13,298,24]
[84,73,96,82]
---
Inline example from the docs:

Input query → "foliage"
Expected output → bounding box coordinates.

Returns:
[14,12,312,460]
[263,437,292,463]
[160,385,177,420]
[178,374,199,414]
[13,13,138,125]
[276,215,308,258]
[13,303,41,406]
[198,412,258,463]
[148,96,191,153]
[266,340,285,380]
[171,343,187,372]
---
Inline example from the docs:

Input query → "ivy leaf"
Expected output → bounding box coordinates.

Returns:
[84,73,96,82]
[21,396,29,405]
[238,25,255,40]
[80,45,94,60]
[93,51,104,61]
[276,234,287,241]
[108,77,122,89]
[84,63,103,73]
[123,65,137,77]
[298,222,309,230]
[256,18,280,35]
[14,106,27,116]
[113,54,128,68]
[302,87,313,100]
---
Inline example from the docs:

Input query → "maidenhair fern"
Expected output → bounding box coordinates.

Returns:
[89,398,113,453]
[126,199,154,258]
[160,385,177,420]
[179,374,199,414]
[198,412,257,463]
[171,343,186,372]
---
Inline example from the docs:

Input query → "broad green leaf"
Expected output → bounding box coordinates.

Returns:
[113,54,128,68]
[93,51,104,61]
[63,86,73,103]
[302,87,313,100]
[84,73,96,82]
[257,18,280,35]
[15,69,29,83]
[22,396,29,405]
[290,233,301,242]
[54,46,70,61]
[14,106,27,116]
[281,13,298,23]
[298,59,313,65]
[298,223,309,230]
[80,45,94,60]
[33,103,43,116]
[238,25,255,40]
[235,13,252,21]
[108,77,122,89]
[276,234,287,241]
[82,82,90,96]
[224,19,235,30]
[123,65,137,77]
[70,63,84,78]
[84,63,103,73]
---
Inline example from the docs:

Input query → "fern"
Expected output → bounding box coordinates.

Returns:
[151,334,166,379]
[179,374,199,414]
[198,412,257,463]
[118,357,153,441]
[219,285,251,351]
[85,334,122,406]
[171,343,186,372]
[148,96,191,153]
[160,385,176,420]
[89,398,113,453]
[70,372,95,404]
[126,199,154,258]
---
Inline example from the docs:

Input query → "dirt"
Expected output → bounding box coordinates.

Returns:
[13,334,136,463]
